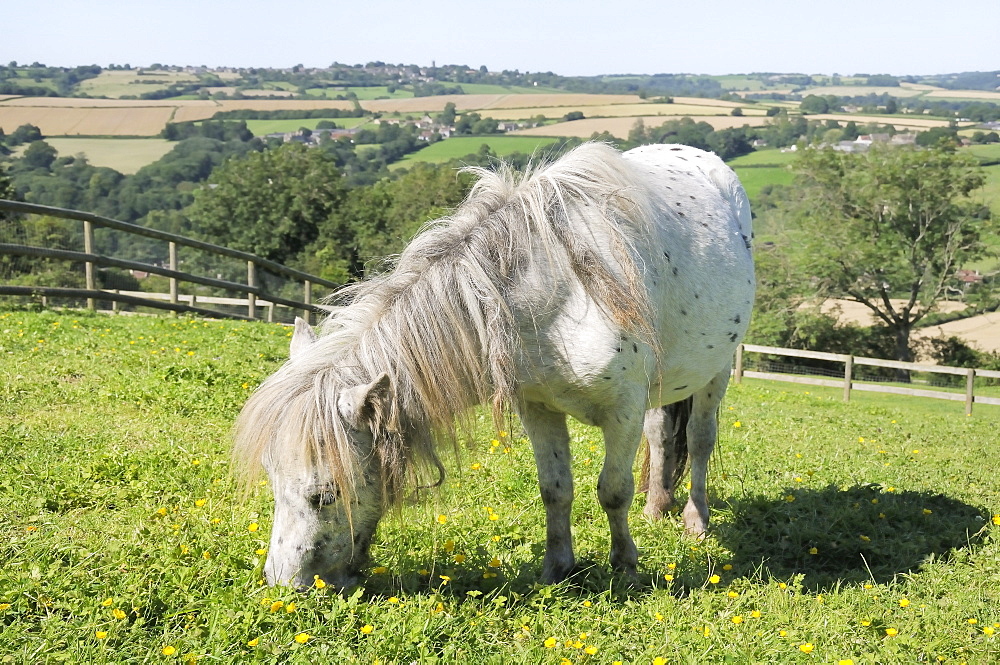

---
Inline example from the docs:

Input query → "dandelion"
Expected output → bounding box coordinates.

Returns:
[732,615,744,625]
[162,646,177,656]
[544,637,557,648]
[838,660,855,665]
[101,598,114,607]
[96,631,108,640]
[294,632,311,644]
[727,591,739,599]
[360,625,374,634]
[156,507,168,517]
[993,514,1000,526]
[372,566,388,574]
[663,573,674,582]
[983,626,995,636]
[453,554,466,564]
[654,612,664,622]
[269,601,284,612]
[899,598,910,608]
[667,562,677,570]
[470,463,481,470]
[436,514,447,524]
[584,645,598,655]
[285,602,296,613]
[255,548,267,556]
[202,551,211,560]
[733,421,742,428]
[799,643,815,654]
[247,523,259,532]
[439,575,451,585]
[194,498,207,507]
[191,459,200,466]
[722,564,733,571]
[885,628,898,637]
[488,557,501,568]
[861,620,872,627]
[582,600,592,607]
[922,509,933,515]
[967,618,978,625]
[751,610,762,618]
[708,574,721,584]
[653,659,668,665]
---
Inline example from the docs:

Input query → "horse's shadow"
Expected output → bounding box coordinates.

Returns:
[711,484,991,592]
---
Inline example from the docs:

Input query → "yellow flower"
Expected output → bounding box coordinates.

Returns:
[439,575,451,585]
[983,626,995,636]
[922,509,933,515]
[294,632,311,644]
[372,566,388,574]
[387,596,400,604]
[785,495,796,502]
[992,514,1000,526]
[733,421,742,428]
[799,643,815,654]
[285,602,296,613]
[544,637,557,648]
[722,564,733,571]
[194,498,207,507]
[453,554,466,563]
[436,514,447,524]
[654,612,664,622]
[488,557,502,568]
[809,547,819,555]
[202,551,211,560]
[967,618,978,625]
[584,645,598,655]
[838,660,855,665]
[653,659,668,665]
[732,615,744,624]
[885,627,898,637]
[162,645,177,656]
[727,591,739,599]
[247,638,259,647]
[101,598,114,607]
[750,610,762,618]
[899,598,910,607]
[156,507,168,517]
[470,463,481,470]
[313,576,326,589]
[861,620,872,627]
[269,601,284,612]
[708,575,720,584]
[95,631,108,640]
[663,574,674,582]
[667,562,677,570]
[247,523,259,532]
[112,608,127,620]
[360,624,374,634]
[582,600,592,607]
[255,548,267,556]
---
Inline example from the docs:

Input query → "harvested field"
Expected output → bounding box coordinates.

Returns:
[361,93,644,114]
[201,88,296,97]
[808,113,956,130]
[171,99,355,123]
[919,311,1000,355]
[0,96,202,108]
[510,115,774,138]
[484,103,768,121]
[42,138,174,173]
[0,105,175,136]
[800,86,930,98]
[924,90,1000,101]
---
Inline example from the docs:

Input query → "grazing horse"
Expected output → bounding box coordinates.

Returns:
[233,142,754,589]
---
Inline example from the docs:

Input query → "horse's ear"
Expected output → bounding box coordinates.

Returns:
[289,317,318,359]
[339,373,391,429]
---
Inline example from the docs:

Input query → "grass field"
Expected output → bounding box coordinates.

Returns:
[392,136,562,167]
[727,149,799,168]
[1,308,998,663]
[305,87,414,100]
[42,138,175,174]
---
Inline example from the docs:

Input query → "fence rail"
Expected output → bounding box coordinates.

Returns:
[735,343,1000,415]
[1,199,339,323]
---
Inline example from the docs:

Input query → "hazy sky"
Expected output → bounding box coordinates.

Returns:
[6,0,996,77]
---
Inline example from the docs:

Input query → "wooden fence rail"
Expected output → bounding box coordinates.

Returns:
[735,343,1000,415]
[0,199,339,323]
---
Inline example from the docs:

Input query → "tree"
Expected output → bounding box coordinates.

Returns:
[781,145,993,376]
[185,142,347,266]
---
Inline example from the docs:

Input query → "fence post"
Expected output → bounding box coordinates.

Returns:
[303,280,312,325]
[965,369,975,416]
[733,344,744,384]
[83,220,95,311]
[247,261,257,319]
[168,241,178,312]
[843,355,854,402]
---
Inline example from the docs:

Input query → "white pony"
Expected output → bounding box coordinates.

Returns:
[234,142,754,589]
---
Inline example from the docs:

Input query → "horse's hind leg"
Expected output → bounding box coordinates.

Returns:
[683,367,730,536]
[520,401,576,583]
[641,399,692,520]
[598,405,646,576]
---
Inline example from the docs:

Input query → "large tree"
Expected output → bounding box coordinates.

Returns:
[782,143,993,372]
[186,142,346,266]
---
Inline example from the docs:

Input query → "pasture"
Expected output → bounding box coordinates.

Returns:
[1,309,998,663]
[392,136,562,167]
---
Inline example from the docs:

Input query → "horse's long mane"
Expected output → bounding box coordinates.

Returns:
[233,142,657,506]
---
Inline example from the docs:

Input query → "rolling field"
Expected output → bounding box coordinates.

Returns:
[41,138,175,174]
[511,115,775,139]
[1,309,998,663]
[305,87,413,100]
[242,116,371,136]
[483,103,767,122]
[77,70,202,99]
[360,94,645,114]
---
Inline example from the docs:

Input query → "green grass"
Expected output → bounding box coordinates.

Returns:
[305,87,413,100]
[393,136,562,167]
[965,143,1000,163]
[732,165,795,202]
[727,149,800,168]
[2,309,999,663]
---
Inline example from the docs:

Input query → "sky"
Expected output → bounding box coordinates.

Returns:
[5,0,997,78]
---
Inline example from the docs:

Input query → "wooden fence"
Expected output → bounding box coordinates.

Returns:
[735,343,1000,415]
[0,199,340,323]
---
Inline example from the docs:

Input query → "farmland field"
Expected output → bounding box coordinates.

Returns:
[77,70,201,98]
[392,136,562,167]
[361,94,645,114]
[483,103,767,122]
[0,309,998,663]
[242,116,371,136]
[511,115,775,139]
[40,138,175,174]
[305,87,413,100]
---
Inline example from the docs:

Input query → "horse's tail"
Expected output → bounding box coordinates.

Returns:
[637,398,691,495]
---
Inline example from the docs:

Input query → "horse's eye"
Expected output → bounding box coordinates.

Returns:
[311,490,338,507]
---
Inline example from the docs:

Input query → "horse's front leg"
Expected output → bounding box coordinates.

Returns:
[683,367,730,536]
[520,401,575,583]
[598,405,646,576]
